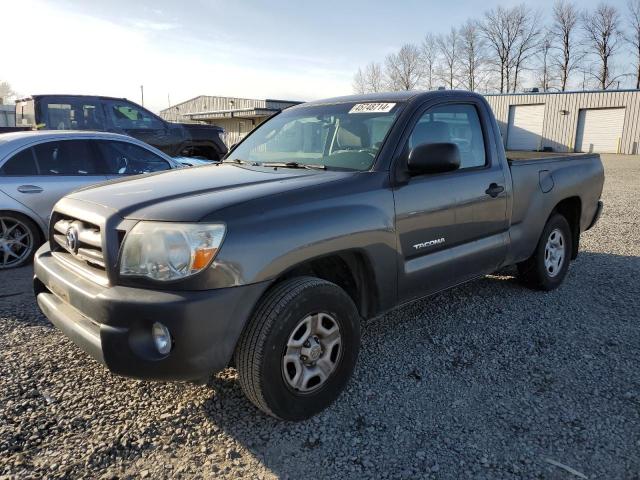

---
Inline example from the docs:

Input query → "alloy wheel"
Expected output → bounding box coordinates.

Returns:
[0,217,34,269]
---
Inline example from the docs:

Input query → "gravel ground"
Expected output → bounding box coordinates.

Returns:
[1,154,639,479]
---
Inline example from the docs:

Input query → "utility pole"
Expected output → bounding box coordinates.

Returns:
[140,85,144,107]
[167,93,171,108]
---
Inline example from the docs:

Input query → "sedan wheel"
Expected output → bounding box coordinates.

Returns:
[0,215,38,269]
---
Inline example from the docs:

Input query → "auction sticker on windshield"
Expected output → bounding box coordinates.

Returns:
[349,103,396,114]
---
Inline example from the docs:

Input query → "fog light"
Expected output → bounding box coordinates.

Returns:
[152,322,172,355]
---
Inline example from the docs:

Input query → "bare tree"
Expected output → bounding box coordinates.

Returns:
[352,62,384,94]
[551,0,582,91]
[365,62,384,93]
[459,20,486,91]
[481,6,522,93]
[421,33,440,90]
[537,31,555,91]
[352,67,367,94]
[629,0,640,89]
[384,43,424,91]
[510,6,542,93]
[582,3,623,89]
[437,28,461,89]
[0,81,16,105]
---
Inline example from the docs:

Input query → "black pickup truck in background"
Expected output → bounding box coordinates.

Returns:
[6,95,228,160]
[34,91,604,420]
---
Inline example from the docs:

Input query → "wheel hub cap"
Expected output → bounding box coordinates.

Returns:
[544,228,565,278]
[282,313,342,393]
[301,337,323,363]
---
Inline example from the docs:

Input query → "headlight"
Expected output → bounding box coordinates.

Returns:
[120,222,225,281]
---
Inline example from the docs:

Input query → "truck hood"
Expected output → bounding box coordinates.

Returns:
[67,164,353,222]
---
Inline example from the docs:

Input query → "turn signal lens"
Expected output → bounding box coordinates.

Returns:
[192,248,217,270]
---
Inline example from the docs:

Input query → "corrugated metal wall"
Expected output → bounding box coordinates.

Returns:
[159,96,300,146]
[484,91,640,154]
[161,96,268,123]
[214,117,271,147]
[160,96,299,123]
[0,105,15,127]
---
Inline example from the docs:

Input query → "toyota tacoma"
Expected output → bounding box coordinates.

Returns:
[33,91,604,420]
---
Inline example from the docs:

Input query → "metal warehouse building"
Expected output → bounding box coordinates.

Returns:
[160,96,300,147]
[484,90,640,155]
[0,104,15,127]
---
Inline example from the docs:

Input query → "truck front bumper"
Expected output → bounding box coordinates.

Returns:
[33,244,269,381]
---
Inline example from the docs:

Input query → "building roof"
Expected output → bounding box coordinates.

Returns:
[484,88,640,97]
[160,95,301,117]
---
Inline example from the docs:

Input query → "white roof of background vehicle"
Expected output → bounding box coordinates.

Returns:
[0,130,177,164]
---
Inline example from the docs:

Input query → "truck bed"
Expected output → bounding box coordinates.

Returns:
[505,151,604,266]
[507,150,585,161]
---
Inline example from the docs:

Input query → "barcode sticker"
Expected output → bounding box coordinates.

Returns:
[349,103,396,114]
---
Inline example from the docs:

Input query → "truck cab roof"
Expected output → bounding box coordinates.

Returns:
[298,90,485,108]
[16,94,130,103]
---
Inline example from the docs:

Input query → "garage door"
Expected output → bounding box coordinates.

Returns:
[575,108,626,153]
[506,104,545,151]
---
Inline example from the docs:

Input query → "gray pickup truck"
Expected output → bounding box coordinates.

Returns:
[33,91,604,420]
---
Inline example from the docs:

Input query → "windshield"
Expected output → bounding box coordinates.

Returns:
[227,102,401,171]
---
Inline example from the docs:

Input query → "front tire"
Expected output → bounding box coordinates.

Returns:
[235,277,361,420]
[517,213,573,291]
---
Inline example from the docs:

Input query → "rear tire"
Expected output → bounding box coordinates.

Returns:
[517,213,573,291]
[235,276,361,420]
[0,213,42,269]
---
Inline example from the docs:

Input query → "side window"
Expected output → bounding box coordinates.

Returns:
[96,141,171,175]
[409,104,487,169]
[105,101,164,130]
[43,101,105,130]
[0,148,39,175]
[32,140,101,175]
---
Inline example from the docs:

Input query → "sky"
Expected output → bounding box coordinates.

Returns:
[1,0,627,113]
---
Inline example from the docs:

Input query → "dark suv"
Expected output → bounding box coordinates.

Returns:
[13,95,227,160]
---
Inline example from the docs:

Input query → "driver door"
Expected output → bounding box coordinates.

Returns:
[394,101,508,303]
[103,99,175,154]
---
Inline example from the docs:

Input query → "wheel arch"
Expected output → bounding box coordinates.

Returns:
[0,209,46,241]
[551,196,581,260]
[269,250,380,320]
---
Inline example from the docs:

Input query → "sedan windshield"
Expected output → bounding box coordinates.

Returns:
[227,102,401,171]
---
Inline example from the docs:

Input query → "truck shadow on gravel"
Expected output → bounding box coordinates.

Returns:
[195,251,639,479]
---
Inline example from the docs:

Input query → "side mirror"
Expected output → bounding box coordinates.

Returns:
[408,142,461,175]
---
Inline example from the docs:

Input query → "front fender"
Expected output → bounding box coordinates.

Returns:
[208,173,398,310]
[0,189,48,237]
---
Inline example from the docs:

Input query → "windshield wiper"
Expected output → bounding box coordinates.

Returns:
[222,158,260,166]
[261,161,327,170]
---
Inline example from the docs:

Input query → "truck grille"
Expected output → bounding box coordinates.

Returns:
[52,216,105,269]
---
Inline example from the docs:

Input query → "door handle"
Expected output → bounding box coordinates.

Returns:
[485,183,504,198]
[17,185,43,194]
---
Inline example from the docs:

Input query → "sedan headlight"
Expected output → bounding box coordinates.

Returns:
[120,222,225,281]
